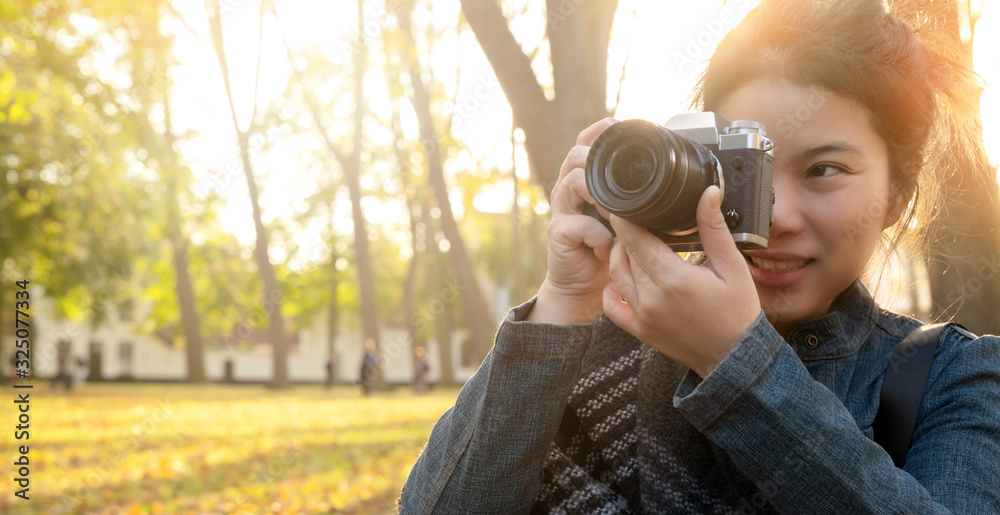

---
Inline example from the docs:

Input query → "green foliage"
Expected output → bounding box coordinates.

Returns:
[0,0,548,366]
[0,0,168,315]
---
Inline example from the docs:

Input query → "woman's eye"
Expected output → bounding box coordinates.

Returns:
[807,164,844,178]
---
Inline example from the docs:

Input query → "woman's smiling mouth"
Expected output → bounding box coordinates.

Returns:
[741,252,817,287]
[746,256,811,273]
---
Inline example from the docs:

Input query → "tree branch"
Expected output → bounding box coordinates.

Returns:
[612,8,636,116]
[454,0,554,138]
[206,0,243,136]
[270,2,349,166]
[250,0,266,126]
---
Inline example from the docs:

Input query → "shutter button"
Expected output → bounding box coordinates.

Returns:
[804,334,819,348]
[724,208,742,229]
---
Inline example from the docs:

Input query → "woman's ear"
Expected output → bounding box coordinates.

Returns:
[881,191,907,230]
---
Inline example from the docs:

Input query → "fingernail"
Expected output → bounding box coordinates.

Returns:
[710,186,721,210]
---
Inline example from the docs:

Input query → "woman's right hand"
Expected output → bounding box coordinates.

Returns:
[526,118,618,325]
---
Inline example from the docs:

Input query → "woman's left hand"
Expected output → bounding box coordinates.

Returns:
[603,186,762,378]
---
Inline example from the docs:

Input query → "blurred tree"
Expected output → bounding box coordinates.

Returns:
[325,247,340,379]
[383,25,459,383]
[458,0,619,195]
[161,104,206,382]
[0,0,173,374]
[390,99,430,382]
[206,0,289,387]
[397,0,497,364]
[272,0,384,388]
[129,14,207,382]
[511,129,527,304]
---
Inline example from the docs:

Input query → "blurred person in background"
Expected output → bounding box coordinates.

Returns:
[413,346,430,396]
[360,337,379,397]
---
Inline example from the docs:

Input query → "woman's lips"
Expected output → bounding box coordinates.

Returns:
[746,256,810,272]
[742,253,816,288]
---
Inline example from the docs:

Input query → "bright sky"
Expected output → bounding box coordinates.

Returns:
[165,0,1000,268]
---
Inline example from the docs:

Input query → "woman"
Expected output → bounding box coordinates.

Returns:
[400,0,1000,512]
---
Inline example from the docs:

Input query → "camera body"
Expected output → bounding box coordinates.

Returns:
[583,112,774,252]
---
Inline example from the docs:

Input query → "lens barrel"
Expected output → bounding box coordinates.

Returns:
[585,119,719,234]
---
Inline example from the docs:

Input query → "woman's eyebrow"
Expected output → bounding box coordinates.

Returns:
[791,142,865,162]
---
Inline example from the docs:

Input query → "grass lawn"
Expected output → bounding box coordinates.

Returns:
[0,382,461,514]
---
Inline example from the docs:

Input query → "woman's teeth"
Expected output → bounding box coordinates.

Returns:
[748,256,810,273]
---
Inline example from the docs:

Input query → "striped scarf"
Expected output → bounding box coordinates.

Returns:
[531,318,774,514]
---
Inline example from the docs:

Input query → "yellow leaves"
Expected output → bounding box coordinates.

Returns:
[41,218,63,236]
[0,69,14,101]
[0,70,35,124]
[9,384,460,514]
[328,490,352,509]
[8,100,27,122]
[13,193,43,218]
[147,456,188,478]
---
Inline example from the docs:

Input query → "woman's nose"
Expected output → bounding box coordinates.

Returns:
[768,175,806,238]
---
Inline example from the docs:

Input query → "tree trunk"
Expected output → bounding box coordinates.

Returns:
[511,128,526,304]
[547,0,618,168]
[381,19,455,382]
[390,95,424,382]
[925,0,1000,335]
[207,0,288,387]
[424,194,456,385]
[237,136,289,387]
[327,247,339,384]
[0,283,6,384]
[344,0,383,386]
[163,103,205,383]
[272,0,382,386]
[166,175,206,383]
[400,4,496,365]
[457,0,618,195]
[402,205,422,376]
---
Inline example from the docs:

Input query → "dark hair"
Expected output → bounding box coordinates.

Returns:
[690,0,986,286]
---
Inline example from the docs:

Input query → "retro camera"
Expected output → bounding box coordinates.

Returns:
[583,112,775,251]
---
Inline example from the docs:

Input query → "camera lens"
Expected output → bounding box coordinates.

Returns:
[585,119,719,234]
[608,145,657,193]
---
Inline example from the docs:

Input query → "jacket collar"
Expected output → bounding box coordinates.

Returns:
[783,279,880,360]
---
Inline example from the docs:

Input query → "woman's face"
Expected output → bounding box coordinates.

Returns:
[715,79,902,335]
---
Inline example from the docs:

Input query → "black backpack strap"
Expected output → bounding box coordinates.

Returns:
[872,322,968,468]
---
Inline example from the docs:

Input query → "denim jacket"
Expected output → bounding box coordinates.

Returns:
[399,280,1000,513]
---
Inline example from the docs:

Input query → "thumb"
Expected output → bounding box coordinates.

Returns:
[696,185,743,275]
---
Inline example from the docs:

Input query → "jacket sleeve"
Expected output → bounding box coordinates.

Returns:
[399,297,600,514]
[673,313,1000,514]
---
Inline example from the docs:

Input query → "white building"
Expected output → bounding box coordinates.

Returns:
[23,285,484,385]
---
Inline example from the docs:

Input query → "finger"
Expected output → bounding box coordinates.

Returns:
[576,117,619,146]
[551,168,598,215]
[608,238,639,306]
[581,216,615,261]
[695,186,746,279]
[552,159,614,221]
[547,214,614,259]
[602,283,639,336]
[558,145,591,182]
[609,215,684,284]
